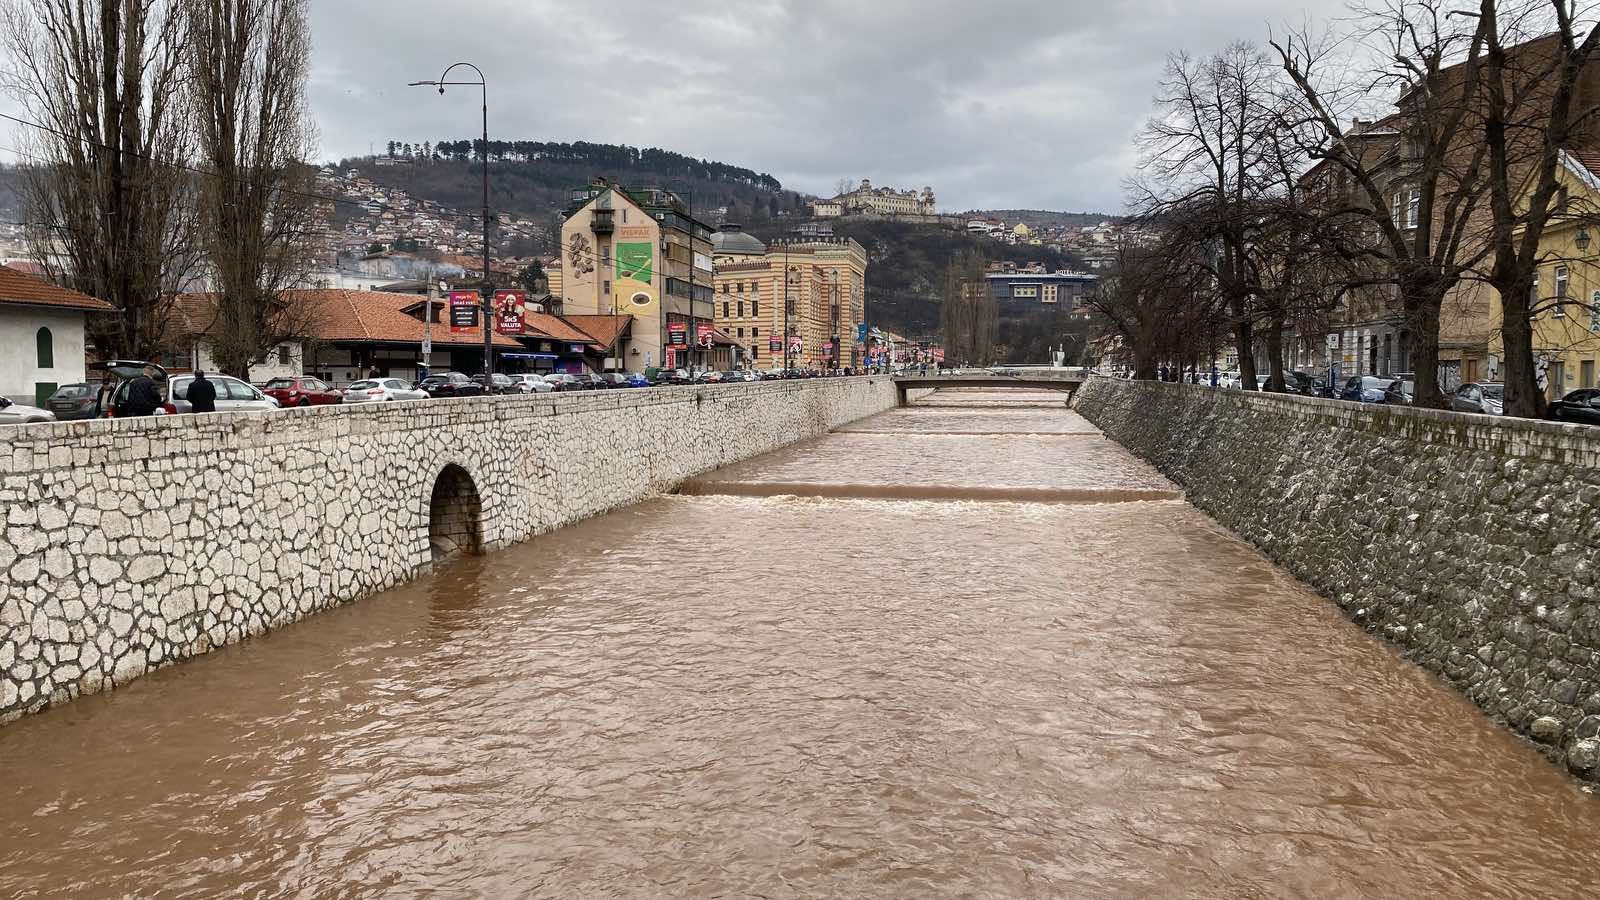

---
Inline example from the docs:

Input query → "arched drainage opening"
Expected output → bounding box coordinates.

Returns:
[428,464,484,563]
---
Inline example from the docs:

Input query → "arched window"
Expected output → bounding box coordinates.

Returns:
[35,327,53,369]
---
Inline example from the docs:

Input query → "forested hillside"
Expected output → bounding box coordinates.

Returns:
[816,219,1083,340]
[343,139,810,238]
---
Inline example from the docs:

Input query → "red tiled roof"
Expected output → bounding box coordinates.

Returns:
[300,289,522,347]
[1567,149,1600,181]
[523,311,598,344]
[171,289,522,348]
[0,265,115,312]
[561,314,632,349]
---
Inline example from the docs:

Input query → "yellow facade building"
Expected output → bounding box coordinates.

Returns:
[710,225,868,370]
[559,180,716,372]
[1488,150,1600,397]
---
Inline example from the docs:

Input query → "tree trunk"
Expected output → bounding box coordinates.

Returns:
[1233,312,1257,390]
[1497,277,1544,418]
[1264,312,1286,391]
[1403,276,1446,409]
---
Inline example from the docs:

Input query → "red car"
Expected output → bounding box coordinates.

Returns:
[262,376,343,407]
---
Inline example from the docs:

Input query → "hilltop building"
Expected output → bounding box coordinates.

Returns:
[711,225,868,370]
[810,179,936,218]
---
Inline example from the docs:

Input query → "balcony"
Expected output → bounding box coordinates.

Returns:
[591,209,614,234]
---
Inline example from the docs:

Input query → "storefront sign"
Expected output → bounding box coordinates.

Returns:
[494,290,526,335]
[668,324,687,346]
[769,334,782,352]
[696,322,714,347]
[449,291,479,334]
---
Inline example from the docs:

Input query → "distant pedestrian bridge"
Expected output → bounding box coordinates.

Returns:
[892,368,1087,405]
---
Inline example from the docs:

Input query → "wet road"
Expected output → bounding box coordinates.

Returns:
[3,389,1598,898]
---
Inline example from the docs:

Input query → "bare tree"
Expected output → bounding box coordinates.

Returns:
[1272,2,1495,408]
[939,250,994,366]
[1083,233,1219,381]
[0,0,196,359]
[188,0,318,379]
[1477,0,1600,417]
[1134,43,1289,390]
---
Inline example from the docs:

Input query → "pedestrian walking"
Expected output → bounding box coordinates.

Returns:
[187,370,217,414]
[123,366,162,417]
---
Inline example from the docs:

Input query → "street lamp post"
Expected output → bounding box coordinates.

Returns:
[410,63,493,376]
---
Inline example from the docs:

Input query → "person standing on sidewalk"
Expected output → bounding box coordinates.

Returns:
[123,367,163,417]
[187,370,217,413]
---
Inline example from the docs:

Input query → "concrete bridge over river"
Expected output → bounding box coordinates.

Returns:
[891,368,1086,405]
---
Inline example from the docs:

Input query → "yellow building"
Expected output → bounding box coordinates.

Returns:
[1488,149,1600,397]
[559,180,716,372]
[710,225,868,370]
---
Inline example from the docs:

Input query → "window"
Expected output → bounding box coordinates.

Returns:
[1582,360,1595,388]
[753,300,760,317]
[723,301,730,318]
[1406,188,1419,229]
[737,301,745,317]
[1555,266,1569,316]
[722,282,729,293]
[752,327,759,337]
[225,379,259,401]
[737,327,744,337]
[35,327,52,368]
[737,282,745,293]
[603,280,611,295]
[278,345,290,365]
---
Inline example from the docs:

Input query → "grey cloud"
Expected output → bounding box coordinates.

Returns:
[309,0,1345,213]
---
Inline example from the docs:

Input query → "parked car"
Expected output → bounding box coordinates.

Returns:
[1340,375,1391,403]
[91,359,168,417]
[470,373,517,394]
[45,383,100,420]
[0,396,55,425]
[542,373,582,392]
[342,378,429,403]
[164,374,279,414]
[507,374,552,394]
[697,370,724,384]
[724,370,754,383]
[1452,382,1505,415]
[1546,388,1600,425]
[575,373,608,390]
[418,372,484,398]
[1383,378,1415,406]
[597,372,632,389]
[262,376,342,407]
[624,372,652,388]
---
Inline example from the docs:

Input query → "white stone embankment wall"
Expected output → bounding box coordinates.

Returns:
[1075,378,1600,778]
[0,377,907,724]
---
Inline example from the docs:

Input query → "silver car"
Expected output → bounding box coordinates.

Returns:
[165,374,280,414]
[342,378,429,403]
[0,396,56,425]
[508,374,553,394]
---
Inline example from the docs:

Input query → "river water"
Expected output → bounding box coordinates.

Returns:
[3,389,1598,898]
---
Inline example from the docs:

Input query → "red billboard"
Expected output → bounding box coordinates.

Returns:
[696,322,714,347]
[494,290,526,335]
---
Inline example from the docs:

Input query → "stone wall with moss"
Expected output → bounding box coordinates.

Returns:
[1075,378,1600,778]
[0,378,904,725]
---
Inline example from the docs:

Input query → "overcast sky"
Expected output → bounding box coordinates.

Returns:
[12,1,1346,216]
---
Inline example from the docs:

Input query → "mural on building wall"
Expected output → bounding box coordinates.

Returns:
[615,225,655,314]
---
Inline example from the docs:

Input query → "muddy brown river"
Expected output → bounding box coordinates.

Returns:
[3,389,1598,898]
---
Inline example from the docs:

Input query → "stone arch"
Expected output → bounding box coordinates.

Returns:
[428,463,483,562]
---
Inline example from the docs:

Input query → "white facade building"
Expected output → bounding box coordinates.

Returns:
[0,265,113,405]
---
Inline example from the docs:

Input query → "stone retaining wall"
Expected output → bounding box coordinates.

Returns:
[0,378,903,724]
[1075,378,1600,777]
